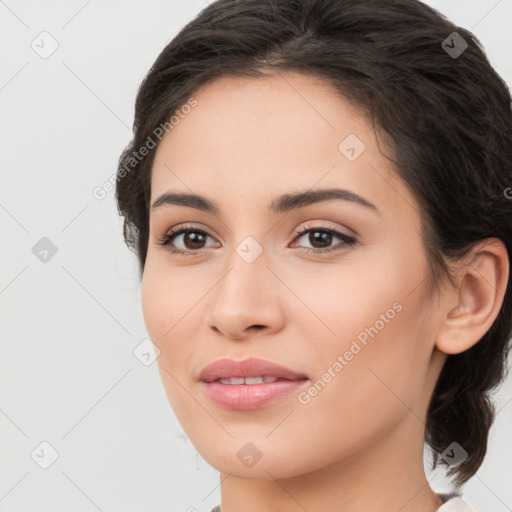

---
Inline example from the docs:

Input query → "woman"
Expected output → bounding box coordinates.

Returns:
[115,1,512,510]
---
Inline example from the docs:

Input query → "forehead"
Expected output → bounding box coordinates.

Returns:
[149,71,417,223]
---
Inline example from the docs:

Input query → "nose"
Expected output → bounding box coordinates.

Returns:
[204,245,285,341]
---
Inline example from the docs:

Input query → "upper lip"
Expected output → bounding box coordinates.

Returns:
[199,357,308,383]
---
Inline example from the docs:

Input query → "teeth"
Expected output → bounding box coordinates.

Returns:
[245,377,264,385]
[218,376,279,385]
[219,377,245,385]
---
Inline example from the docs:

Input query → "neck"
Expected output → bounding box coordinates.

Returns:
[217,413,443,512]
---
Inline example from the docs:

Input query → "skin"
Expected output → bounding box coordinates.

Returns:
[141,71,509,512]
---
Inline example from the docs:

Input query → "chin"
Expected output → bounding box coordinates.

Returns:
[189,435,318,480]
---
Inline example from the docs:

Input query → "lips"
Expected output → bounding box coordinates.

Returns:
[199,357,309,410]
[199,357,308,383]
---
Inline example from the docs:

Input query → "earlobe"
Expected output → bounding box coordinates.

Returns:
[435,238,509,355]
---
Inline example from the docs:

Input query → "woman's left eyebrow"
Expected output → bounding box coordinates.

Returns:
[151,188,381,216]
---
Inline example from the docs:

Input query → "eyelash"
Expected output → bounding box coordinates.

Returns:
[157,223,357,256]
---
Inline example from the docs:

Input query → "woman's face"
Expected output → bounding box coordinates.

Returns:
[141,71,447,479]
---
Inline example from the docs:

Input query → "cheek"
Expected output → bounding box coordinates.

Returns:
[301,243,431,396]
[141,264,200,414]
[291,251,416,348]
[140,257,187,369]
[285,295,431,470]
[141,266,166,342]
[141,252,192,340]
[140,256,207,374]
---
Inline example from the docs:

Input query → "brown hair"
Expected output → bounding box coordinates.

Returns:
[115,0,512,488]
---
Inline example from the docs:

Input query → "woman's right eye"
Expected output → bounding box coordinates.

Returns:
[157,224,217,255]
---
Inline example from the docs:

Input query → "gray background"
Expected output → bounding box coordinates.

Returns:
[1,1,511,511]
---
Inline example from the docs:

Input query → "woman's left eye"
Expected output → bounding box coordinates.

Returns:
[291,225,357,254]
[157,224,357,256]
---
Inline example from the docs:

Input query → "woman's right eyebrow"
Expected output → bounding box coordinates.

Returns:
[151,188,381,216]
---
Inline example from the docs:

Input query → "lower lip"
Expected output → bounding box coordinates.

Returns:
[201,379,308,410]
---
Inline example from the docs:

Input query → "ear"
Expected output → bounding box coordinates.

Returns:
[435,238,509,355]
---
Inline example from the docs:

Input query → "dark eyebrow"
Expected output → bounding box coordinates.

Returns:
[151,188,379,215]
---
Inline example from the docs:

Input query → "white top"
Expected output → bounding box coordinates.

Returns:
[437,495,474,511]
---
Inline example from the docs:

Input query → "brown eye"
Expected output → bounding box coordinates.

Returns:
[157,225,217,254]
[180,231,208,250]
[292,225,357,254]
[308,230,333,248]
